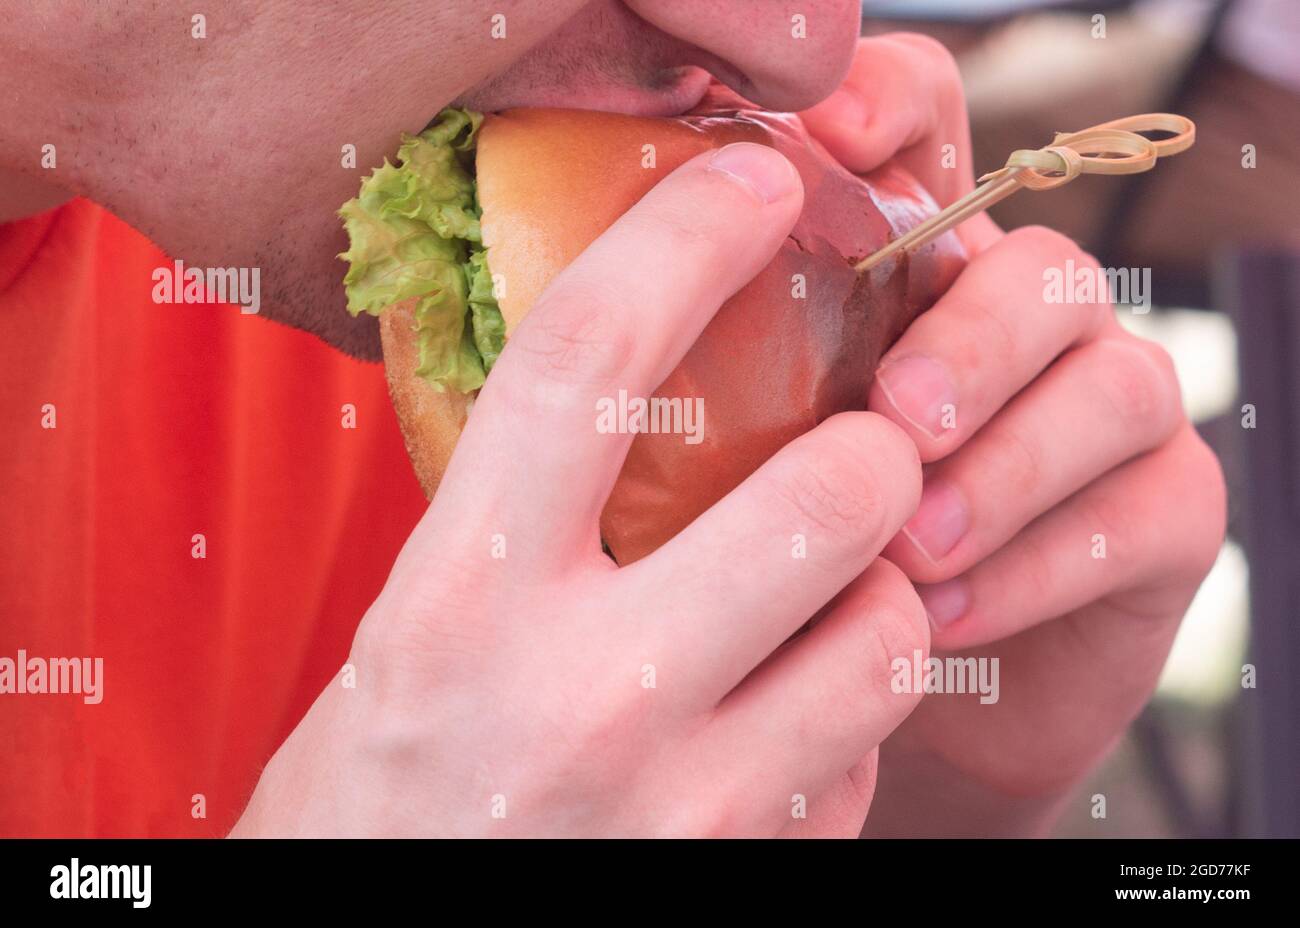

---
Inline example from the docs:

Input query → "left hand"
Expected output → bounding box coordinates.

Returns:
[801,34,1227,835]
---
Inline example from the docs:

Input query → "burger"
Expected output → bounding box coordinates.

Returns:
[339,85,965,564]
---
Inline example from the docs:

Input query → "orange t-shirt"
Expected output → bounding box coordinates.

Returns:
[0,198,428,837]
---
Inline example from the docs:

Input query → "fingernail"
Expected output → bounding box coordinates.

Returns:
[917,578,970,630]
[875,355,958,440]
[707,142,800,204]
[902,479,968,563]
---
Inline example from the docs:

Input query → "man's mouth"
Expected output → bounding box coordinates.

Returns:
[457,64,714,118]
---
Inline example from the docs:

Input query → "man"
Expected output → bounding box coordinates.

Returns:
[0,1,1224,837]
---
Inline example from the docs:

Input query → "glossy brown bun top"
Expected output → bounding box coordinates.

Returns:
[381,85,966,564]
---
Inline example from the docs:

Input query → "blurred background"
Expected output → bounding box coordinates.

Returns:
[862,0,1298,837]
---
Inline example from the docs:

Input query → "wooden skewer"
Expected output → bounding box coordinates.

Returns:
[854,113,1196,274]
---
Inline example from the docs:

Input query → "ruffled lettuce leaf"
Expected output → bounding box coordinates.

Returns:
[466,249,505,370]
[338,107,504,393]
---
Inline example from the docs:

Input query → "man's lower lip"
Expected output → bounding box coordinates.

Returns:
[589,67,711,117]
[650,64,707,93]
[505,80,709,118]
[649,65,713,114]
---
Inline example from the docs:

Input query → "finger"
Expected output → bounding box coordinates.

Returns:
[690,559,927,835]
[799,34,973,208]
[887,334,1184,581]
[418,144,803,566]
[798,33,1002,256]
[868,225,1109,462]
[776,752,877,838]
[914,424,1227,648]
[618,412,921,709]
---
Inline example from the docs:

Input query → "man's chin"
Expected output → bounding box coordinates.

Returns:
[457,64,713,118]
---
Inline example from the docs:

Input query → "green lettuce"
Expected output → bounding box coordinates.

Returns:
[338,108,505,393]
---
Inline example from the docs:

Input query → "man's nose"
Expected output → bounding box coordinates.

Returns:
[625,0,862,111]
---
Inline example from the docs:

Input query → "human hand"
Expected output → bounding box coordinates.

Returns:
[801,34,1227,835]
[232,142,930,837]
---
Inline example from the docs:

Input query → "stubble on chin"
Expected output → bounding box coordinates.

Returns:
[248,218,384,362]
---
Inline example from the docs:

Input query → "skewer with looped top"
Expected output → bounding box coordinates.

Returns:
[853,113,1197,274]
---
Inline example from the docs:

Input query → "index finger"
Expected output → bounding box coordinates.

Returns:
[419,143,804,569]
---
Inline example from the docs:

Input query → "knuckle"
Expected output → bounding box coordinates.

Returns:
[1015,534,1057,606]
[1079,490,1138,561]
[631,196,732,252]
[843,754,878,807]
[765,416,904,541]
[1091,338,1182,437]
[345,575,503,712]
[1010,223,1080,258]
[865,575,930,669]
[1135,335,1183,402]
[964,295,1019,367]
[1177,432,1229,576]
[846,597,929,722]
[894,32,961,82]
[346,618,390,685]
[985,421,1045,497]
[375,569,498,660]
[842,560,930,695]
[678,796,749,838]
[1012,225,1110,330]
[770,456,879,539]
[509,283,637,390]
[1072,250,1113,330]
[562,697,648,772]
[528,668,656,791]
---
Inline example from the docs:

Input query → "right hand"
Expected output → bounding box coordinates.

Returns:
[231,142,927,837]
